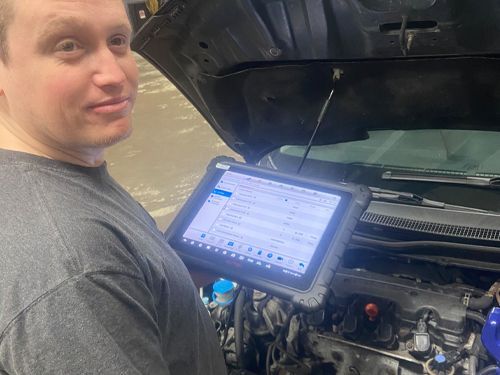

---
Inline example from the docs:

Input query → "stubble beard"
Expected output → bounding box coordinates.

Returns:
[94,125,133,148]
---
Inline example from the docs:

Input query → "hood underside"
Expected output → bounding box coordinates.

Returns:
[131,0,500,162]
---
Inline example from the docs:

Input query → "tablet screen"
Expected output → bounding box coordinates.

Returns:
[179,169,344,284]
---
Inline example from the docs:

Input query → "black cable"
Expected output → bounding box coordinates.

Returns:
[234,287,246,369]
[219,286,242,348]
[399,15,409,56]
[466,310,487,326]
[265,342,276,375]
[265,308,297,375]
[478,365,498,375]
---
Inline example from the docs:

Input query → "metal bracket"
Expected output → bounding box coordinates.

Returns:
[399,16,416,56]
[333,68,343,82]
[463,293,471,307]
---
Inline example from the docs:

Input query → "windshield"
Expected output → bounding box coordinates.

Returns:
[265,129,500,212]
[280,129,500,177]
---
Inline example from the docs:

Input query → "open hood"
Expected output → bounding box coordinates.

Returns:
[131,0,500,162]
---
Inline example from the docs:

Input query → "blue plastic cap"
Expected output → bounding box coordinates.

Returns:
[434,354,446,364]
[481,307,500,363]
[213,279,234,294]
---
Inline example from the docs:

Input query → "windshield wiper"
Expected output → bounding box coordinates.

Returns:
[369,186,489,212]
[382,170,500,189]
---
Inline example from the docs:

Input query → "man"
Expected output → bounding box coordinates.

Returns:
[0,0,226,373]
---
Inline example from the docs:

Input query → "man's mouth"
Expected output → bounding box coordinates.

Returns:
[88,97,132,114]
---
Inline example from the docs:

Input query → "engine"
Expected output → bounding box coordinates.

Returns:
[205,247,500,375]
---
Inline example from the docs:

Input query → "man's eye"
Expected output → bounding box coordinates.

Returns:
[109,36,128,47]
[55,40,81,53]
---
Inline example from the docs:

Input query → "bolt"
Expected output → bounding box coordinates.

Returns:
[407,32,415,51]
[406,341,414,350]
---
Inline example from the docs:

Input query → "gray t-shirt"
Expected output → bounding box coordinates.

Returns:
[0,149,226,375]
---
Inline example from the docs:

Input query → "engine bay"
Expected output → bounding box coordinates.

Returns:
[205,246,500,375]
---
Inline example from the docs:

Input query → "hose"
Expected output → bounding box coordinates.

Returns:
[478,365,498,375]
[468,295,494,311]
[234,288,246,369]
[466,310,487,326]
[468,355,478,375]
[265,308,300,375]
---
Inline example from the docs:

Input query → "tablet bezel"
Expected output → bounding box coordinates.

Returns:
[165,157,371,311]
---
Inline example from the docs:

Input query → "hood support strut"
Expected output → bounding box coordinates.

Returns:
[296,68,343,174]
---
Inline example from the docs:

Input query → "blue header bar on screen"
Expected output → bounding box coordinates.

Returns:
[212,189,233,197]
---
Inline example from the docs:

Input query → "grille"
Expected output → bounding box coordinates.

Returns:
[361,211,500,241]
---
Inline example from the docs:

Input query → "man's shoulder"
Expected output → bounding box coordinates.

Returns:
[0,152,160,277]
[0,157,146,300]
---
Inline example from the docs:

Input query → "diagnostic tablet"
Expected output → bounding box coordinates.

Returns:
[165,157,371,311]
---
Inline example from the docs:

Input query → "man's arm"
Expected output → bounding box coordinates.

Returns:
[0,272,170,374]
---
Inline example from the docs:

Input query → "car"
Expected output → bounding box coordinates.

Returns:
[130,1,500,374]
[124,0,157,31]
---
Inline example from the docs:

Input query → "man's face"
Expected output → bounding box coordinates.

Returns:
[0,0,139,159]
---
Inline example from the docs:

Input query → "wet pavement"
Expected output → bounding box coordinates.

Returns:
[107,55,240,230]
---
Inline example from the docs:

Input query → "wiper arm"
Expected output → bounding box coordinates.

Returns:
[370,187,445,208]
[369,186,489,212]
[382,171,500,189]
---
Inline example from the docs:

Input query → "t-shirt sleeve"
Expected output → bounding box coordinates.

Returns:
[0,272,171,375]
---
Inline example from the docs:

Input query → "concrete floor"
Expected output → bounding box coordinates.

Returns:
[107,54,240,231]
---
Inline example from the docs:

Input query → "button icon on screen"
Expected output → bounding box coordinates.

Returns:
[222,250,227,255]
[257,250,263,256]
[201,233,206,238]
[267,253,273,259]
[247,247,253,252]
[277,256,284,262]
[228,241,234,247]
[230,253,236,258]
[265,264,271,269]
[239,255,245,260]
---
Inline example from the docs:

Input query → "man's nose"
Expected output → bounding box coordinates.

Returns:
[92,49,127,88]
